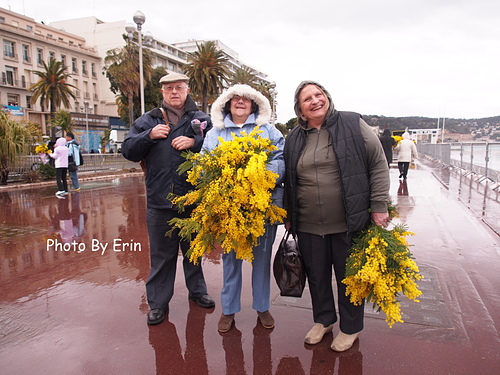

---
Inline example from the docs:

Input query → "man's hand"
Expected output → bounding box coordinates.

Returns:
[149,124,171,140]
[371,212,390,228]
[171,136,195,151]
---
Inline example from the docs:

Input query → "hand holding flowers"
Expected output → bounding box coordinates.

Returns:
[168,129,286,264]
[343,204,423,327]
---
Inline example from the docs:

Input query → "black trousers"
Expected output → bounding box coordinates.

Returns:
[398,162,410,179]
[55,167,68,192]
[145,207,208,310]
[297,231,364,334]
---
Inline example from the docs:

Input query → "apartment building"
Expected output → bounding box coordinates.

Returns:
[0,7,104,143]
[1,8,273,150]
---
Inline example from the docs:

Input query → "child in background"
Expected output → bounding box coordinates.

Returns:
[49,137,69,197]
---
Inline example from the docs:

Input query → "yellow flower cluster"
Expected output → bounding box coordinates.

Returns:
[392,135,403,145]
[169,129,286,264]
[35,144,50,154]
[343,223,423,328]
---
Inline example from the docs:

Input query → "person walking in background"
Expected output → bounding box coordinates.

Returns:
[395,131,418,179]
[379,128,396,167]
[65,132,81,192]
[283,81,390,352]
[49,137,69,198]
[121,72,215,326]
[203,84,285,333]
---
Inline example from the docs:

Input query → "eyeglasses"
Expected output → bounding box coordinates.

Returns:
[163,85,188,92]
[231,95,251,102]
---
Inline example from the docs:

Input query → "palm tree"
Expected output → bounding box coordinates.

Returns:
[29,59,76,138]
[183,41,231,113]
[104,36,154,126]
[51,109,74,136]
[0,112,34,184]
[255,81,275,106]
[230,66,258,88]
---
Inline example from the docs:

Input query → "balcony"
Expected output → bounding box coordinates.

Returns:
[1,78,23,88]
[3,51,18,61]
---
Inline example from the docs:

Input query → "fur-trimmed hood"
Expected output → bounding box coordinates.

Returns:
[210,84,271,129]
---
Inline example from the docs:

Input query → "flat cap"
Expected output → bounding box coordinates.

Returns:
[159,72,189,84]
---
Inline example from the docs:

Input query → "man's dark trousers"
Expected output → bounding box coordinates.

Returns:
[146,207,208,309]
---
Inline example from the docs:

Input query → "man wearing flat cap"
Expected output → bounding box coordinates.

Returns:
[122,72,215,325]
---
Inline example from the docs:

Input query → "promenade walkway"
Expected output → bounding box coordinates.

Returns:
[0,159,499,374]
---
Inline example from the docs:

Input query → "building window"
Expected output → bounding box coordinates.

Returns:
[72,57,78,73]
[49,51,55,61]
[3,41,16,59]
[61,54,66,68]
[37,48,43,65]
[26,25,33,31]
[22,45,30,63]
[7,93,19,106]
[3,66,17,86]
[26,95,32,109]
[82,60,88,75]
[91,63,96,78]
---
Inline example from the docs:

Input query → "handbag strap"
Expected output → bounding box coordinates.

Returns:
[159,107,170,126]
[284,230,297,242]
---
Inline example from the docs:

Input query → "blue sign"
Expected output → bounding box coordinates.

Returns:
[2,105,25,116]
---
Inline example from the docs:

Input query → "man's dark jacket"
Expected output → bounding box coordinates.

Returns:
[122,95,212,209]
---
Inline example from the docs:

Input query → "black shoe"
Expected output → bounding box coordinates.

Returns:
[189,294,215,308]
[147,308,167,325]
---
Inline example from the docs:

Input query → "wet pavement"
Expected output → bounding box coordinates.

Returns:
[0,160,499,374]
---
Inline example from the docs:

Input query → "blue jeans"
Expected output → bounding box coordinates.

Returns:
[221,224,278,315]
[68,169,80,189]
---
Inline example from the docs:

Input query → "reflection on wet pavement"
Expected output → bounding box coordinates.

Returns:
[1,167,499,374]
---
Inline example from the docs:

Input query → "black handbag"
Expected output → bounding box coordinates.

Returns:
[68,154,77,172]
[273,231,306,297]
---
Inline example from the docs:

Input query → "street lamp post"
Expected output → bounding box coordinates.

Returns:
[80,100,90,152]
[269,85,278,125]
[125,11,153,116]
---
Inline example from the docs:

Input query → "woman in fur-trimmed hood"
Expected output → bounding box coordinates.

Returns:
[203,84,285,333]
[209,84,272,130]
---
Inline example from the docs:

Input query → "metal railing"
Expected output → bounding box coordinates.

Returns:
[417,142,500,183]
[7,153,140,183]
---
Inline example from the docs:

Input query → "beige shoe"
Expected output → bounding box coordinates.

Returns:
[218,314,235,333]
[330,331,360,352]
[304,323,334,344]
[257,310,275,329]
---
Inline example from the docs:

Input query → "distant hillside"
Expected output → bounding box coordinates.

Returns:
[362,115,500,135]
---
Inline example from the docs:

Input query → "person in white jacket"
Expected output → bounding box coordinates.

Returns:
[49,137,69,197]
[394,132,418,179]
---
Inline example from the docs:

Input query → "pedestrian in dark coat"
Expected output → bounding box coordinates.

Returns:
[379,128,396,167]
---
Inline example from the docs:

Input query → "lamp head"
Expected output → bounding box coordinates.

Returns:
[133,11,145,27]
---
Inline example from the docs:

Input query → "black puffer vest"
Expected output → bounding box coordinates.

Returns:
[284,111,371,235]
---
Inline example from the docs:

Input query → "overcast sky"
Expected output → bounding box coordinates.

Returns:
[3,0,499,123]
